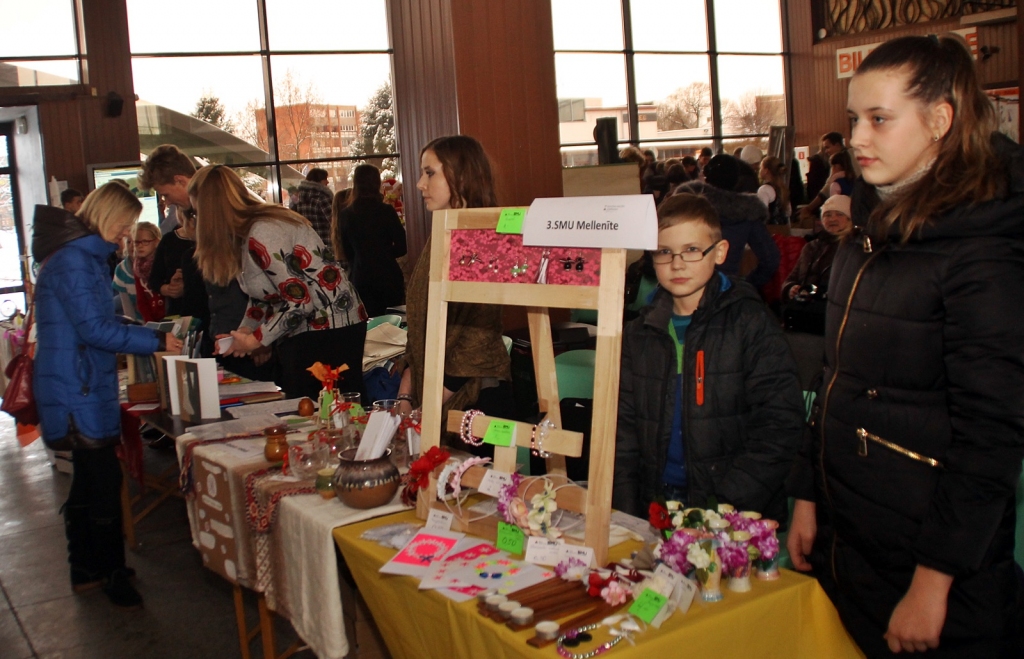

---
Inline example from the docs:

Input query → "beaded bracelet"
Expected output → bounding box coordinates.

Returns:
[556,623,623,659]
[532,418,554,458]
[459,409,485,446]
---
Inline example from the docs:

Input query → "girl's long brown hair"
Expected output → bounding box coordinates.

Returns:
[189,165,308,286]
[856,35,1002,242]
[421,136,497,209]
[759,156,789,211]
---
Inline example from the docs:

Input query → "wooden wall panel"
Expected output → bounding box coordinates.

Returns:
[790,9,1018,153]
[389,0,460,259]
[389,0,562,264]
[36,99,88,193]
[78,0,140,167]
[451,0,562,209]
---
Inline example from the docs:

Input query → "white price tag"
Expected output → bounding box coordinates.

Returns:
[425,509,454,532]
[673,578,698,615]
[524,537,563,566]
[556,544,595,568]
[654,564,685,591]
[477,470,514,497]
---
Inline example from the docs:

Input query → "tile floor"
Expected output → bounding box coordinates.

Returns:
[0,418,316,659]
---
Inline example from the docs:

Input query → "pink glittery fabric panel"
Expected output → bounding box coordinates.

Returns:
[448,231,601,285]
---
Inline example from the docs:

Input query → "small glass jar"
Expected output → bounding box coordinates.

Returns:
[264,425,288,462]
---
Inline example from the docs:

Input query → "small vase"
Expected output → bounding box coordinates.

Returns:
[728,557,753,592]
[756,556,781,581]
[263,425,288,463]
[697,546,724,602]
[332,448,400,509]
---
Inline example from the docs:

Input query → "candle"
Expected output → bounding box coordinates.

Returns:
[535,620,559,640]
[511,607,534,625]
[485,594,507,611]
[498,601,520,619]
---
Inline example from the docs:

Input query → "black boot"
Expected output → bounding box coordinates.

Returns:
[103,568,143,609]
[61,503,102,592]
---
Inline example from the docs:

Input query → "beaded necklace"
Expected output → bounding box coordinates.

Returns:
[556,624,623,659]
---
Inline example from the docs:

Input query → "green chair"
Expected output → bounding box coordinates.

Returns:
[554,349,596,400]
[366,314,402,331]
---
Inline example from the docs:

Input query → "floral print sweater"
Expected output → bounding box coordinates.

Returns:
[238,219,366,346]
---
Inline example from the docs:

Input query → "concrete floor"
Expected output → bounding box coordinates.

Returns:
[0,418,316,659]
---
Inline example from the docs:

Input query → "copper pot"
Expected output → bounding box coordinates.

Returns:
[332,448,399,509]
[264,425,288,462]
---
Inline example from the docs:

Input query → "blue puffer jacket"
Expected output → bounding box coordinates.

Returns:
[32,206,161,448]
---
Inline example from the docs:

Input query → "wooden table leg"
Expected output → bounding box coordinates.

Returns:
[234,585,252,659]
[257,592,276,659]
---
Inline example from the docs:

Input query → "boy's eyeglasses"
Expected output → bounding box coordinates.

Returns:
[651,241,721,264]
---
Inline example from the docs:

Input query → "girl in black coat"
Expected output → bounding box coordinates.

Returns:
[787,36,1024,658]
[332,164,407,317]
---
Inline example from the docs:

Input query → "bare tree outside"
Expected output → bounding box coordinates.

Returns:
[657,82,711,131]
[232,99,269,152]
[273,69,324,161]
[723,90,786,136]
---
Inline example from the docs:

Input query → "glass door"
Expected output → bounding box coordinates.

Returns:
[0,123,28,316]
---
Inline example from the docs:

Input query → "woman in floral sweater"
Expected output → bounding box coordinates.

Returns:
[189,165,367,398]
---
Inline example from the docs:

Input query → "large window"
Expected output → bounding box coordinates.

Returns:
[127,0,396,203]
[0,0,83,88]
[552,0,787,165]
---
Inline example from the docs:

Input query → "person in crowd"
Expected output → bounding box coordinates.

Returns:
[32,183,183,608]
[190,165,366,399]
[289,168,333,246]
[333,164,407,317]
[613,193,802,520]
[697,147,713,178]
[827,150,855,198]
[111,221,164,322]
[138,144,195,235]
[147,205,210,353]
[681,156,700,181]
[674,154,780,290]
[733,157,761,193]
[396,135,513,428]
[758,156,791,225]
[782,194,851,300]
[60,188,84,214]
[787,35,1024,658]
[664,163,690,191]
[799,132,848,222]
[331,188,352,270]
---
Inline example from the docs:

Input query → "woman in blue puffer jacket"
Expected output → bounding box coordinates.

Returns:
[32,182,182,608]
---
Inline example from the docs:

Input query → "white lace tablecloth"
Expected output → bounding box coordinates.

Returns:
[175,432,407,659]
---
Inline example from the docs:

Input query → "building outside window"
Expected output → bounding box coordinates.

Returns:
[552,0,787,166]
[0,0,83,88]
[127,0,397,202]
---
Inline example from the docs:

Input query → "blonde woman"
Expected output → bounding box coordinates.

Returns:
[189,165,366,398]
[756,156,790,225]
[32,183,182,608]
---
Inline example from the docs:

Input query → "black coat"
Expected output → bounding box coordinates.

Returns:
[336,199,407,318]
[791,135,1024,657]
[612,274,804,522]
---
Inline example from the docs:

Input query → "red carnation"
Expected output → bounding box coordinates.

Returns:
[248,238,271,270]
[278,278,310,304]
[317,265,341,291]
[649,502,672,531]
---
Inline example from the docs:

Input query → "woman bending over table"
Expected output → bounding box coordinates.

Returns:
[189,165,367,399]
[397,135,514,432]
[786,35,1024,658]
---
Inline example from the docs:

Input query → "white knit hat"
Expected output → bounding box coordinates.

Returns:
[821,194,852,218]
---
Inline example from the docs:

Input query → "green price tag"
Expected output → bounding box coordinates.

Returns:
[496,521,526,555]
[496,208,527,234]
[483,419,516,447]
[319,391,334,420]
[629,588,668,624]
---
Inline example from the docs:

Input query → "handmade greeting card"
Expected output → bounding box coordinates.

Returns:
[379,529,464,577]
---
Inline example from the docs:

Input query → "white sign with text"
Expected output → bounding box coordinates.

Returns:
[523,195,658,250]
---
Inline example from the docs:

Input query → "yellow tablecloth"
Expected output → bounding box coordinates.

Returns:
[333,510,865,659]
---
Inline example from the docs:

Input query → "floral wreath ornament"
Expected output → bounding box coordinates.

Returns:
[497,475,584,541]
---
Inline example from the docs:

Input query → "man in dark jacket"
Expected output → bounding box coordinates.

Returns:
[289,168,333,245]
[675,155,781,291]
[613,194,803,523]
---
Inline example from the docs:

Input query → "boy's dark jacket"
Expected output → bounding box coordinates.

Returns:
[613,273,803,522]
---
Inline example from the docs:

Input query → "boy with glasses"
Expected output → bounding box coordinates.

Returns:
[613,193,803,523]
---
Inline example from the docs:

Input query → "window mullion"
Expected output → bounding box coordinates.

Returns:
[621,0,639,147]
